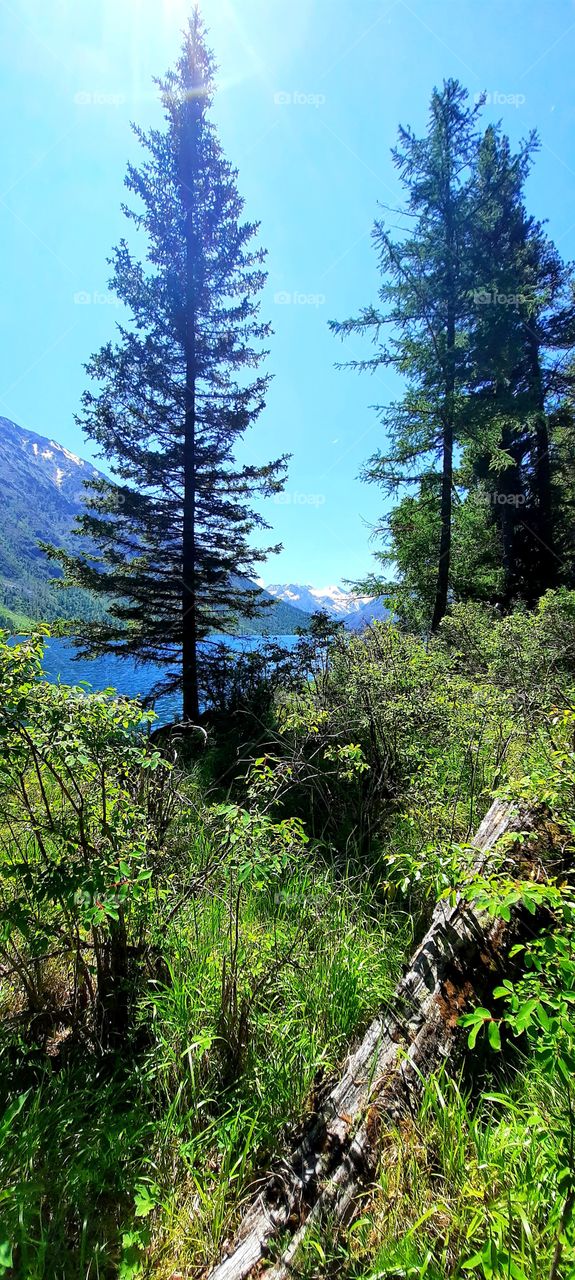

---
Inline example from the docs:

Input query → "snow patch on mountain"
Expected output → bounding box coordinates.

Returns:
[0,418,100,503]
[264,582,383,623]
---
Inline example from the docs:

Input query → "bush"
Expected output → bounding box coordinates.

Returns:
[0,631,174,1049]
[262,621,516,881]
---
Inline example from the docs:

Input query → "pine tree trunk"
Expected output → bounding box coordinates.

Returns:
[431,417,453,632]
[498,486,516,607]
[496,438,522,609]
[431,154,456,635]
[181,101,200,724]
[431,295,455,633]
[526,327,556,595]
[182,306,199,722]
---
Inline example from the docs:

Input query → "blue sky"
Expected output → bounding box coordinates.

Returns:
[1,0,574,587]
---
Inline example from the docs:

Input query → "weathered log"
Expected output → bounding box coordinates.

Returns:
[208,799,543,1280]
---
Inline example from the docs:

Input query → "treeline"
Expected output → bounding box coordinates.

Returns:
[332,81,575,631]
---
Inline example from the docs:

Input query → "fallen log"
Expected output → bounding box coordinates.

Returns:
[208,798,547,1280]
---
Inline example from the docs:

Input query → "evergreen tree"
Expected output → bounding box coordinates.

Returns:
[337,85,575,627]
[331,80,481,633]
[52,10,286,719]
[463,125,575,605]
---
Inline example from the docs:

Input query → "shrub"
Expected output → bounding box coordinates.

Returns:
[0,631,173,1048]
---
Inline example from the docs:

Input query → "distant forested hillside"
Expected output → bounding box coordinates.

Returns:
[0,417,310,633]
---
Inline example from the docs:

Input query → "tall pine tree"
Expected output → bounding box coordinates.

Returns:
[331,81,481,632]
[52,11,286,719]
[335,84,575,627]
[463,124,575,605]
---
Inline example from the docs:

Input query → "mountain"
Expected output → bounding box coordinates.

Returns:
[230,577,311,636]
[0,416,107,626]
[344,596,391,630]
[0,417,311,634]
[265,583,370,619]
[265,582,389,629]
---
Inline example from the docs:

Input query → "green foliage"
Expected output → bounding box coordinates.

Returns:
[0,1070,155,1279]
[459,886,575,1276]
[2,594,575,1274]
[0,630,171,1046]
[269,618,518,876]
[333,80,575,626]
[451,696,575,1276]
[0,629,411,1276]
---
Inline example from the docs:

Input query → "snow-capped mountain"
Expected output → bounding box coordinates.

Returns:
[264,583,389,628]
[344,596,390,629]
[0,417,313,634]
[265,583,369,619]
[0,416,101,505]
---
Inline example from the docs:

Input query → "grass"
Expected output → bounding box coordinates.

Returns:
[0,1067,155,1278]
[3,611,575,1279]
[0,602,36,633]
[289,1067,574,1280]
[0,864,409,1279]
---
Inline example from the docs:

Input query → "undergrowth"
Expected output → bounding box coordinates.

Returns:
[297,1068,572,1279]
[2,592,575,1276]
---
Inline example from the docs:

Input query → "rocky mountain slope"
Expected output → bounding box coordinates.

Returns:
[265,582,389,628]
[0,418,310,633]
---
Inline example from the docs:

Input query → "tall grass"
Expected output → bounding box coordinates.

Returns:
[296,1068,573,1280]
[0,866,409,1278]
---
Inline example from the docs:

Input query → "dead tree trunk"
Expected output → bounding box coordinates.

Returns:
[207,799,548,1280]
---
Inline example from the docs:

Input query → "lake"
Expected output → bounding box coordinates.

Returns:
[39,634,299,725]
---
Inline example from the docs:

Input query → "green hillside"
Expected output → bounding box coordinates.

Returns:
[0,417,311,635]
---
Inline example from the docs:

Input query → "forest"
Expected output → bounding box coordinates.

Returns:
[2,6,575,1279]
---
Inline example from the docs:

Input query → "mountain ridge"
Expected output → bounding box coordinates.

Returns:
[0,418,311,634]
[0,417,388,635]
[264,581,390,628]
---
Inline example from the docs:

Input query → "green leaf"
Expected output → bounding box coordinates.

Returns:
[0,1091,28,1146]
[0,1239,13,1275]
[468,1021,483,1049]
[513,997,539,1031]
[488,1020,502,1051]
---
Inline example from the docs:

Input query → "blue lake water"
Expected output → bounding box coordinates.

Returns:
[39,634,299,725]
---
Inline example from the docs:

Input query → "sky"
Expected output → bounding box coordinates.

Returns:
[1,0,575,589]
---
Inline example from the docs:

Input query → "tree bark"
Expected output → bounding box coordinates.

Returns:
[496,431,523,609]
[180,93,201,723]
[526,326,556,596]
[431,147,456,634]
[431,407,453,632]
[207,799,550,1280]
